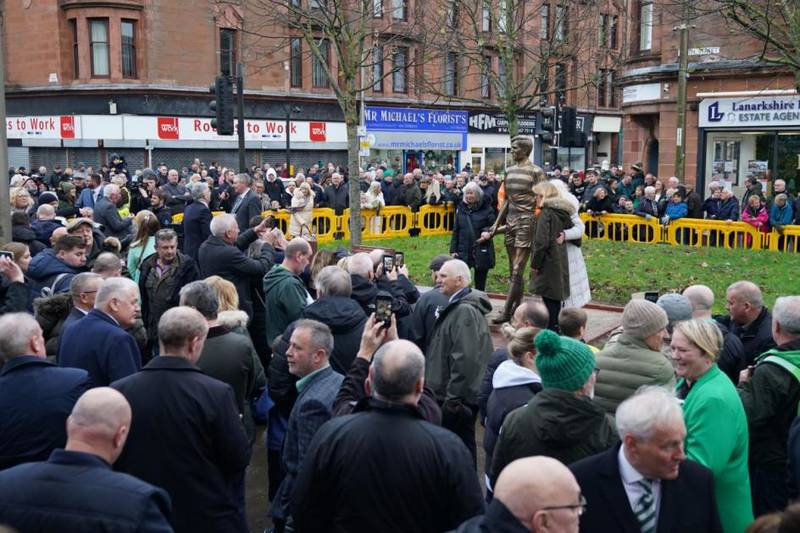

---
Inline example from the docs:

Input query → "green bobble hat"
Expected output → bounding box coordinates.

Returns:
[534,329,596,391]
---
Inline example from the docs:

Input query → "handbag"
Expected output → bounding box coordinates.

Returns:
[464,210,495,270]
[299,223,318,253]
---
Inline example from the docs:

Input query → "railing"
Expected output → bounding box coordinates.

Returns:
[170,207,799,251]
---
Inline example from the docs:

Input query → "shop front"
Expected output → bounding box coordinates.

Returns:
[465,111,537,173]
[698,94,800,196]
[364,106,466,175]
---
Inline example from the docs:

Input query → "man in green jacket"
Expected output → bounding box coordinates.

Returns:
[263,238,313,348]
[595,299,676,414]
[738,295,800,517]
[426,259,493,465]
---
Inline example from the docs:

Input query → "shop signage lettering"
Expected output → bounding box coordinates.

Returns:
[700,96,800,128]
[467,112,537,135]
[365,106,467,132]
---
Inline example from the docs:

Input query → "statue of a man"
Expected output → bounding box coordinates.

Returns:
[482,135,545,323]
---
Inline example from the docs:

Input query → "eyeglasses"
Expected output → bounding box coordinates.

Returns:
[542,494,587,516]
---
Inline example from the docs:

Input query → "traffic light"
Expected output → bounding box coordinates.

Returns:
[209,75,234,135]
[536,106,556,144]
[559,106,585,147]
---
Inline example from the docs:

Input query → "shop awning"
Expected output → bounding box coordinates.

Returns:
[592,116,622,133]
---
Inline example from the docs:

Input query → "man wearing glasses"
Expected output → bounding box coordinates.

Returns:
[570,387,722,533]
[452,456,585,532]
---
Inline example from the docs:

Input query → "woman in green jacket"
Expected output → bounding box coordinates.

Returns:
[672,319,753,533]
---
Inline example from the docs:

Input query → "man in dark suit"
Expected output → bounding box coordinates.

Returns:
[231,173,263,232]
[198,213,275,319]
[112,306,251,533]
[58,277,142,387]
[272,319,344,532]
[182,181,213,261]
[92,184,132,241]
[570,387,722,533]
[0,312,90,470]
[0,387,172,532]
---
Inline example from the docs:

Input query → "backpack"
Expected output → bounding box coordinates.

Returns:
[40,273,70,298]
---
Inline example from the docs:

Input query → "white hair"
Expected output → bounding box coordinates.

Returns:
[443,259,471,286]
[548,178,579,209]
[191,181,209,201]
[462,181,483,202]
[348,253,374,278]
[103,184,120,198]
[615,386,684,441]
[209,213,237,237]
[0,313,41,361]
[774,296,800,336]
[94,277,138,310]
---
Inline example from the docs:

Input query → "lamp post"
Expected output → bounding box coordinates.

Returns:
[285,104,301,178]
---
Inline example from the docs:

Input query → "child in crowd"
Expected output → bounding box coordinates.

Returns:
[558,307,600,353]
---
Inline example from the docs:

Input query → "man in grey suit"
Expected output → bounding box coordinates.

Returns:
[271,319,344,532]
[92,184,132,241]
[231,173,263,232]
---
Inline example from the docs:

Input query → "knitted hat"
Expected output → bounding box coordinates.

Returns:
[37,192,58,205]
[534,329,596,391]
[622,299,668,339]
[657,293,693,324]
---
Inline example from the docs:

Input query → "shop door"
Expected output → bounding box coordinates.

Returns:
[777,134,800,195]
[647,139,659,175]
[405,151,421,173]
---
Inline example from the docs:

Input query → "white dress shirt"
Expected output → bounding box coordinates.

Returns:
[618,444,662,529]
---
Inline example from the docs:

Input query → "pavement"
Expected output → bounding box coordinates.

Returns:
[245,292,623,531]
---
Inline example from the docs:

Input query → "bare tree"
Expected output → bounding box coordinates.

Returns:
[417,0,626,139]
[215,0,424,244]
[710,0,800,89]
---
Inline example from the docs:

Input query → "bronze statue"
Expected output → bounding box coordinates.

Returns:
[481,135,545,323]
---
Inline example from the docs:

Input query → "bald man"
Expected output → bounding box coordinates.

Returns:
[0,388,172,532]
[717,281,776,367]
[292,339,483,532]
[453,456,583,532]
[683,284,746,383]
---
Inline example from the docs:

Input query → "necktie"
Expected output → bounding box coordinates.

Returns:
[232,192,244,213]
[635,479,657,533]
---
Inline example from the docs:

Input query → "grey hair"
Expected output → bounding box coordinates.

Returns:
[615,386,684,441]
[179,281,220,320]
[0,313,41,362]
[191,181,209,201]
[95,277,138,310]
[103,184,120,198]
[294,319,334,356]
[158,306,209,352]
[234,173,252,186]
[776,193,788,203]
[371,340,425,401]
[316,266,352,297]
[773,296,800,336]
[348,253,374,278]
[155,228,178,244]
[462,181,484,202]
[70,272,103,297]
[443,258,472,286]
[644,186,656,195]
[727,281,764,309]
[210,213,238,237]
[91,253,122,276]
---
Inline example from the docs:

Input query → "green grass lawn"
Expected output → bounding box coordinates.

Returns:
[322,236,797,314]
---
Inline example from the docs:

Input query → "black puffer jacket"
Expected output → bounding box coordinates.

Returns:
[12,225,46,256]
[302,296,367,374]
[450,198,496,269]
[490,388,618,485]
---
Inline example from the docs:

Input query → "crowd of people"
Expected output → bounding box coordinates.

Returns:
[1,154,800,533]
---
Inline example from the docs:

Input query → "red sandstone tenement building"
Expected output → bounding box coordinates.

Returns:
[618,0,799,194]
[5,0,795,193]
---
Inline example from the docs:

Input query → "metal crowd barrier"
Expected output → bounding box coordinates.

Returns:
[168,207,797,251]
